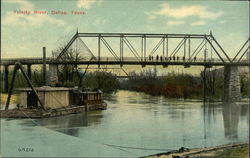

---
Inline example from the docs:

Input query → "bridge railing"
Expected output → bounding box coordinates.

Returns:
[88,56,229,63]
[1,57,237,65]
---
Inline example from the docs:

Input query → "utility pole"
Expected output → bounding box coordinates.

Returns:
[203,48,208,103]
[43,47,47,86]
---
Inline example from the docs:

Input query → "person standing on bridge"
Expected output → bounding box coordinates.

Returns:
[173,56,175,61]
[156,55,159,61]
[194,56,197,62]
[160,56,163,61]
[177,56,179,61]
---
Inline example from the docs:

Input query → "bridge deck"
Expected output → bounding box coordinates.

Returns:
[1,58,249,66]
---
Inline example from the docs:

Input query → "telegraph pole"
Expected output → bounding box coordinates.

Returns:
[43,47,47,86]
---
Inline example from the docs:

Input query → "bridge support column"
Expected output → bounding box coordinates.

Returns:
[4,65,9,93]
[223,65,241,102]
[48,64,58,86]
[27,64,31,79]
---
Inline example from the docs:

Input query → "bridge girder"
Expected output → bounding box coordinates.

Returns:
[232,38,250,62]
[56,32,232,64]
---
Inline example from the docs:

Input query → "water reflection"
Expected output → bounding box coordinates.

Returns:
[222,102,241,139]
[30,112,104,137]
[223,103,249,139]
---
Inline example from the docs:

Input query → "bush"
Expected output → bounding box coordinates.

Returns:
[120,70,204,98]
[83,71,119,93]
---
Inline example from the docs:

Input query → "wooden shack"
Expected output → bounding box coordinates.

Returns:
[17,86,104,110]
[17,86,73,109]
[71,89,103,105]
[0,86,106,118]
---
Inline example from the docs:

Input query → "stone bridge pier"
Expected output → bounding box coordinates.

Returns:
[48,64,58,86]
[223,65,241,102]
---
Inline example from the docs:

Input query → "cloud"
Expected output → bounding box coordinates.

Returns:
[152,3,222,19]
[93,18,106,25]
[77,0,102,9]
[219,20,226,24]
[145,11,156,20]
[3,0,65,27]
[3,12,65,27]
[190,21,206,26]
[6,0,33,9]
[167,20,186,25]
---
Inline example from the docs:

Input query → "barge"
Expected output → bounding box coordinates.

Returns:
[0,87,107,118]
[0,62,107,118]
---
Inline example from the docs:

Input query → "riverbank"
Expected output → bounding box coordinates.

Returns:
[144,142,249,158]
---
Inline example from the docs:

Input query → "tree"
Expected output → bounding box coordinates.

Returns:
[52,45,85,86]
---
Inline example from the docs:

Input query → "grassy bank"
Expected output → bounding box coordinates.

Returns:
[145,143,249,158]
[213,144,249,158]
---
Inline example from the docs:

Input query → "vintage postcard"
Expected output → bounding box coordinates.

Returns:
[1,0,249,157]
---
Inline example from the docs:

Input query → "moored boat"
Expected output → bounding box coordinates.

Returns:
[0,87,107,118]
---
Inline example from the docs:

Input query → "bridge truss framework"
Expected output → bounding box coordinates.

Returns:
[56,32,236,64]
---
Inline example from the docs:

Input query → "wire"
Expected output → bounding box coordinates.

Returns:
[103,143,173,151]
[18,110,137,155]
[21,110,41,126]
[19,110,174,155]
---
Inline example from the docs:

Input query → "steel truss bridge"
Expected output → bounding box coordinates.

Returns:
[1,32,249,67]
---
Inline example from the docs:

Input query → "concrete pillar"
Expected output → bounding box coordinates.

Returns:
[223,65,241,102]
[48,64,58,86]
[4,65,9,93]
[27,64,32,80]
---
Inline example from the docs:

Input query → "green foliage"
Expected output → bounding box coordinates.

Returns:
[83,71,119,93]
[122,68,250,99]
[240,73,250,97]
[0,68,119,93]
[121,69,204,98]
[31,70,44,87]
[0,68,44,92]
[61,81,76,87]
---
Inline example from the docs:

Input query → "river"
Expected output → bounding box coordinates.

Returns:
[1,90,249,157]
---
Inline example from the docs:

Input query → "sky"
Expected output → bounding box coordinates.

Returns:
[1,0,249,59]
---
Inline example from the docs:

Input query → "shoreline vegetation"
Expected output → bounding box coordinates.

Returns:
[1,67,249,99]
[120,68,249,99]
[144,142,249,158]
